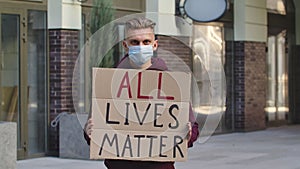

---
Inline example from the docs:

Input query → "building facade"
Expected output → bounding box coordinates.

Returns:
[0,0,299,159]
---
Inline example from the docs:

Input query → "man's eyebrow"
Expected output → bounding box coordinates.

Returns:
[129,38,152,41]
[129,39,139,42]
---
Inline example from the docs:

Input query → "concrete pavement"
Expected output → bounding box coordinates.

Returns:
[17,125,300,169]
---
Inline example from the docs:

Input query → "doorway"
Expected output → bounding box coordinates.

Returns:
[266,0,295,126]
[266,30,289,125]
[0,8,27,159]
[0,6,48,159]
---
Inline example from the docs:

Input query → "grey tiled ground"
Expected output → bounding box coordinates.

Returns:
[17,125,300,169]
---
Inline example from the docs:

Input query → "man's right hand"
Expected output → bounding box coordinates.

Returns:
[84,118,94,138]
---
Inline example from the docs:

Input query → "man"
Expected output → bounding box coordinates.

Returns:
[84,17,199,169]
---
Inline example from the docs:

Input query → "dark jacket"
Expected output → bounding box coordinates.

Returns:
[84,56,199,169]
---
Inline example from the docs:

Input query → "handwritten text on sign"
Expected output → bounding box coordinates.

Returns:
[91,68,191,161]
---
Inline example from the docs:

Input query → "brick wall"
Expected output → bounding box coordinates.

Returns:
[244,42,267,130]
[233,42,246,130]
[49,29,79,155]
[231,41,267,131]
[156,35,192,72]
[224,41,234,131]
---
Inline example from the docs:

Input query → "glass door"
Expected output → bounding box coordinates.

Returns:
[266,30,289,125]
[0,2,48,159]
[0,9,27,158]
[1,7,48,159]
[27,10,47,157]
[192,24,227,134]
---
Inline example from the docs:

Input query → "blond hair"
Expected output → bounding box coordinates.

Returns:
[125,17,156,33]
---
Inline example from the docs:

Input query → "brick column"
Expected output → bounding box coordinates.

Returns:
[232,41,267,131]
[224,41,234,130]
[48,29,79,155]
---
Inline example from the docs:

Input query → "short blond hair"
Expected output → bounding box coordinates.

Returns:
[125,17,156,33]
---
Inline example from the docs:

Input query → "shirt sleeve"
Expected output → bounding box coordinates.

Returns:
[83,129,91,146]
[188,104,199,148]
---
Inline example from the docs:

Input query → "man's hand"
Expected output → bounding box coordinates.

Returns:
[186,122,192,141]
[84,118,94,138]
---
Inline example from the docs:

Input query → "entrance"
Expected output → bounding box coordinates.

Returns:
[0,6,47,159]
[266,0,295,126]
[266,30,289,125]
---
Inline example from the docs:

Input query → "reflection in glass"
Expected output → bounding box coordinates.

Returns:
[0,14,21,148]
[267,0,286,15]
[192,25,226,133]
[78,14,86,114]
[193,25,224,107]
[27,10,47,155]
[266,30,289,122]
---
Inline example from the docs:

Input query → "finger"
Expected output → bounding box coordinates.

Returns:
[88,128,93,135]
[88,123,94,128]
[186,122,192,140]
[88,121,94,128]
[187,122,191,130]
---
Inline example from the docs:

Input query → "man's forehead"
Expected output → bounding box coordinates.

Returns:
[126,28,155,39]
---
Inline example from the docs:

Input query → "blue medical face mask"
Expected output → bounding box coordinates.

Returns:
[128,45,153,67]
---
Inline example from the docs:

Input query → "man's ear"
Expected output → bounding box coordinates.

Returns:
[153,40,158,51]
[122,41,129,52]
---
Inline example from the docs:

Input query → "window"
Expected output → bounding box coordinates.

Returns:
[27,10,47,155]
[266,30,289,122]
[192,24,227,133]
[0,13,21,147]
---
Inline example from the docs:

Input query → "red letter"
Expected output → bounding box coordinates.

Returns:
[137,72,153,99]
[117,72,132,98]
[157,73,174,100]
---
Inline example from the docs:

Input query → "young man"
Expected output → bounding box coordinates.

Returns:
[84,17,199,169]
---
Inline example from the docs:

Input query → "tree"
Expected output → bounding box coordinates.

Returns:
[90,0,115,68]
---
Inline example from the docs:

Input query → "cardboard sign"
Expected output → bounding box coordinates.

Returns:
[91,68,191,162]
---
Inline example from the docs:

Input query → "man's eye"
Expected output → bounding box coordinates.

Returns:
[130,40,139,45]
[143,40,151,45]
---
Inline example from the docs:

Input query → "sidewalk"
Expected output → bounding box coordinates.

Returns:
[17,125,300,169]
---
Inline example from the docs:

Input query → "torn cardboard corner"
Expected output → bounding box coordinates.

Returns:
[91,68,191,162]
